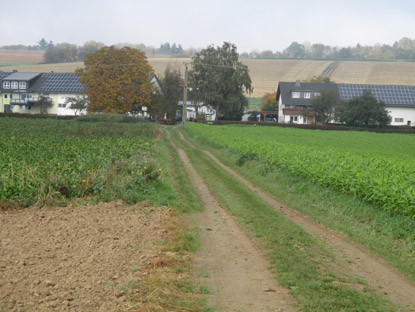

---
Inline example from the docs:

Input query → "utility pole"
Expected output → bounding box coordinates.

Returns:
[182,63,188,125]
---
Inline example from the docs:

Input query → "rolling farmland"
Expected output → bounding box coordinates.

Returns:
[0,50,44,64]
[2,53,415,97]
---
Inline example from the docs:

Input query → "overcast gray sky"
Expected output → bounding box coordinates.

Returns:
[1,0,414,52]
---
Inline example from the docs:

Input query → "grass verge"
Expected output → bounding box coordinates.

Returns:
[124,127,210,311]
[173,129,398,311]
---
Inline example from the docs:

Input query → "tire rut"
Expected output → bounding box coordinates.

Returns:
[166,129,297,312]
[176,129,415,311]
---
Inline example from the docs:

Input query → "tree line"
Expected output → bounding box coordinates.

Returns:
[4,36,415,62]
[0,39,198,63]
[241,37,415,61]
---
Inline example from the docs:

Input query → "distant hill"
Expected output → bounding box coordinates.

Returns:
[2,56,415,98]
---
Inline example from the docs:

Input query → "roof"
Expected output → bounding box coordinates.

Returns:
[0,71,84,93]
[338,84,415,107]
[277,81,338,106]
[0,72,11,80]
[39,73,84,93]
[3,72,41,81]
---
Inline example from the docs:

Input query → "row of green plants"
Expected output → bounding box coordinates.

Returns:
[0,118,161,208]
[185,123,415,217]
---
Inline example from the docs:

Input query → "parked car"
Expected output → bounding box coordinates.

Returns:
[265,117,277,122]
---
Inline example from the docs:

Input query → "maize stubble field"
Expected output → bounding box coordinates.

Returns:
[2,50,415,97]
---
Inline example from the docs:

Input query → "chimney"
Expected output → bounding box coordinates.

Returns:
[295,80,301,87]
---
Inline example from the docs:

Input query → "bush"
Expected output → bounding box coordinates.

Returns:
[159,118,175,125]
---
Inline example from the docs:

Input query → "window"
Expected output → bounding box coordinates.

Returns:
[58,103,66,108]
[19,81,26,89]
[314,92,321,96]
[4,94,7,99]
[290,116,298,122]
[394,118,404,123]
[11,81,18,89]
[292,92,300,98]
[3,81,10,89]
[303,117,307,124]
[304,92,311,99]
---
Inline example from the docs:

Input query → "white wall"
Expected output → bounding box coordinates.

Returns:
[278,94,285,123]
[57,94,87,116]
[387,107,415,126]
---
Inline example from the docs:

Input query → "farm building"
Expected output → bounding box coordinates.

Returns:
[277,80,415,126]
[0,71,86,115]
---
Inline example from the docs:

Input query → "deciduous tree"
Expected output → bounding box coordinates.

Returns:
[157,66,181,120]
[311,89,341,124]
[189,42,253,120]
[78,41,105,61]
[44,42,77,63]
[37,96,53,114]
[260,93,278,111]
[308,75,333,83]
[65,95,88,115]
[76,46,154,114]
[336,90,391,126]
[284,42,305,59]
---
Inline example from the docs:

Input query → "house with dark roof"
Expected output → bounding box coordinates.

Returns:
[0,71,85,115]
[277,80,338,124]
[277,80,415,126]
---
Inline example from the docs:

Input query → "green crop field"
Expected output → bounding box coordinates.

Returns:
[0,117,161,208]
[185,123,415,217]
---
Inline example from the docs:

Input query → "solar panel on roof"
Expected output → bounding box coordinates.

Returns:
[338,84,415,106]
[39,73,84,92]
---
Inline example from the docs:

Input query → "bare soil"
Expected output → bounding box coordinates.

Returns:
[167,130,297,311]
[0,202,171,311]
[176,130,415,311]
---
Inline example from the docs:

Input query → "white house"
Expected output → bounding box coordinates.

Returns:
[277,80,415,126]
[0,71,85,115]
[178,100,216,121]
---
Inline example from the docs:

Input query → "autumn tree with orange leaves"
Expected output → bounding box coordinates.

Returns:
[259,92,278,111]
[76,46,154,114]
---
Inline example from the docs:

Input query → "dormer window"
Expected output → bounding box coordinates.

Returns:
[11,81,18,89]
[3,81,10,89]
[292,92,300,98]
[304,92,311,99]
[19,81,26,89]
